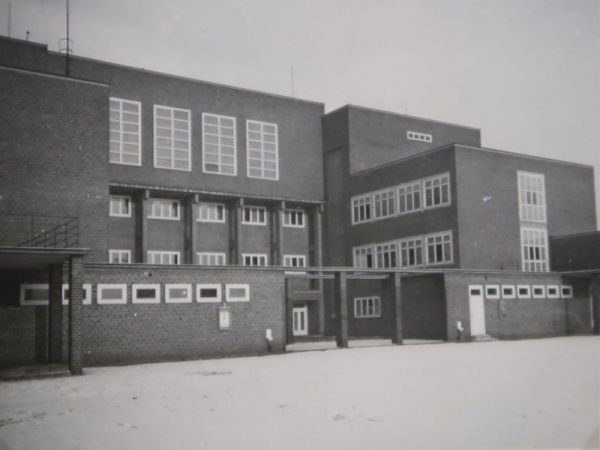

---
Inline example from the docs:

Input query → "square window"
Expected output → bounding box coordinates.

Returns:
[196,284,222,303]
[226,284,250,302]
[547,285,560,299]
[501,285,516,299]
[485,285,500,299]
[560,285,573,298]
[532,285,546,299]
[165,284,192,303]
[132,284,161,304]
[109,196,132,217]
[517,285,531,299]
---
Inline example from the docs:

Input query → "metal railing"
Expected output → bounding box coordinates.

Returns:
[0,215,79,248]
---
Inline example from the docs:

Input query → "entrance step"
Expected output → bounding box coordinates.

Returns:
[471,335,496,342]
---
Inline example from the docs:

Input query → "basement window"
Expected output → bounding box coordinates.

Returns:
[196,284,221,303]
[132,284,161,304]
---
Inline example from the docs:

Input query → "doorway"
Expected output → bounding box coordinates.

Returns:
[292,305,308,336]
[468,285,486,336]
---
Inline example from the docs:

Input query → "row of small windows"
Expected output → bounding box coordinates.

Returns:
[109,98,279,180]
[353,231,453,269]
[108,250,306,267]
[19,283,250,306]
[351,172,450,225]
[474,284,573,300]
[406,130,433,143]
[109,196,305,227]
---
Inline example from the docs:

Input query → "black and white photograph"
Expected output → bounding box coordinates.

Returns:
[0,1,599,449]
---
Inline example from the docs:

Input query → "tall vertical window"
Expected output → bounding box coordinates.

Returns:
[518,171,546,223]
[247,120,278,180]
[424,173,450,209]
[352,194,372,224]
[521,228,548,272]
[198,202,226,223]
[353,246,374,268]
[202,113,236,176]
[398,182,421,214]
[109,196,131,217]
[153,105,191,171]
[425,231,453,265]
[109,98,141,166]
[399,238,423,267]
[373,189,396,219]
[375,242,397,268]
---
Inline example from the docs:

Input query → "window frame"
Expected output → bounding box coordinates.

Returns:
[546,285,560,299]
[197,202,226,223]
[425,231,453,266]
[517,171,547,224]
[423,173,451,210]
[242,253,268,267]
[132,284,161,304]
[242,206,267,225]
[196,283,222,303]
[501,285,516,299]
[148,199,181,220]
[61,283,92,306]
[354,296,382,319]
[531,285,546,299]
[153,104,192,172]
[19,283,49,306]
[517,285,531,299]
[202,112,237,176]
[351,194,372,225]
[283,254,306,268]
[353,245,374,268]
[375,241,398,268]
[108,249,131,264]
[407,130,433,143]
[197,252,227,266]
[109,97,142,167]
[398,237,423,268]
[397,181,422,215]
[147,251,180,265]
[109,195,132,218]
[282,209,305,228]
[485,285,500,300]
[373,188,396,220]
[165,284,193,304]
[246,119,279,180]
[226,284,250,303]
[97,284,127,305]
[520,227,549,272]
[560,285,573,299]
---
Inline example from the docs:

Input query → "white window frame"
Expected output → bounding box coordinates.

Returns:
[354,296,382,318]
[351,194,372,224]
[97,284,127,305]
[561,285,573,299]
[246,120,279,180]
[399,237,423,268]
[147,251,180,265]
[132,284,161,304]
[423,173,451,209]
[197,202,226,223]
[375,242,398,268]
[547,285,560,299]
[407,130,433,143]
[165,284,193,304]
[521,227,549,272]
[398,182,422,215]
[485,285,500,300]
[153,104,192,171]
[517,285,531,299]
[425,231,453,266]
[226,284,250,303]
[148,199,180,220]
[109,195,132,218]
[283,209,305,228]
[353,245,374,268]
[518,171,547,224]
[283,254,306,268]
[242,253,268,267]
[196,284,222,303]
[532,285,546,299]
[19,283,49,306]
[202,113,237,176]
[501,285,516,299]
[109,97,142,166]
[61,283,92,305]
[242,206,267,225]
[373,189,396,220]
[197,252,227,266]
[108,249,131,264]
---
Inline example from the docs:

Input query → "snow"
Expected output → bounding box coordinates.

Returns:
[1,336,599,450]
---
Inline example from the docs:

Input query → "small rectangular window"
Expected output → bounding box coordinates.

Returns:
[19,284,49,306]
[246,120,278,180]
[132,284,161,304]
[242,206,267,225]
[242,254,268,267]
[354,296,381,318]
[110,97,141,166]
[109,196,132,217]
[351,194,372,224]
[532,285,546,299]
[165,284,192,304]
[97,284,127,305]
[546,285,560,299]
[517,285,531,299]
[198,202,226,223]
[109,249,131,264]
[501,285,516,299]
[485,285,500,299]
[373,189,396,219]
[62,284,92,305]
[197,252,226,266]
[147,251,180,265]
[148,199,180,220]
[226,284,250,302]
[202,113,237,176]
[423,173,451,209]
[283,255,306,268]
[196,284,221,303]
[407,130,433,143]
[283,209,305,227]
[154,105,191,171]
[560,285,573,299]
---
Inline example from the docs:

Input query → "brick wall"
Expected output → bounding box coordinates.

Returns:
[550,232,600,271]
[0,265,286,367]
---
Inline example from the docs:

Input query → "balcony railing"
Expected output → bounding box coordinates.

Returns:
[0,215,79,248]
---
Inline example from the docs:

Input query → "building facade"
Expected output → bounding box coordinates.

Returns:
[0,36,598,371]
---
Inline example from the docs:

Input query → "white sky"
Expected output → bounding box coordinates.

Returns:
[3,0,600,226]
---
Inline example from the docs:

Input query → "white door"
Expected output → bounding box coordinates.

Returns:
[292,306,308,336]
[468,285,486,336]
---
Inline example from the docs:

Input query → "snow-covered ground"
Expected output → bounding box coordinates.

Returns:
[1,336,599,450]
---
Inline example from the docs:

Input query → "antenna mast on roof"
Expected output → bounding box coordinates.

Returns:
[58,0,73,76]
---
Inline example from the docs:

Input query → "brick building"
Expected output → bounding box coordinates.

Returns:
[0,36,598,374]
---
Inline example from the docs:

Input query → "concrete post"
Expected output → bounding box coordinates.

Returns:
[184,195,198,264]
[229,198,243,265]
[270,201,284,266]
[136,190,150,263]
[335,272,348,348]
[68,255,84,375]
[48,263,63,364]
[388,272,403,344]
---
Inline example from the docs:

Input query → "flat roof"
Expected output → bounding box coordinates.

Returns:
[0,65,109,88]
[0,247,89,270]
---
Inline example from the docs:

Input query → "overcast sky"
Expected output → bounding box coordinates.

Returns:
[3,0,600,223]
